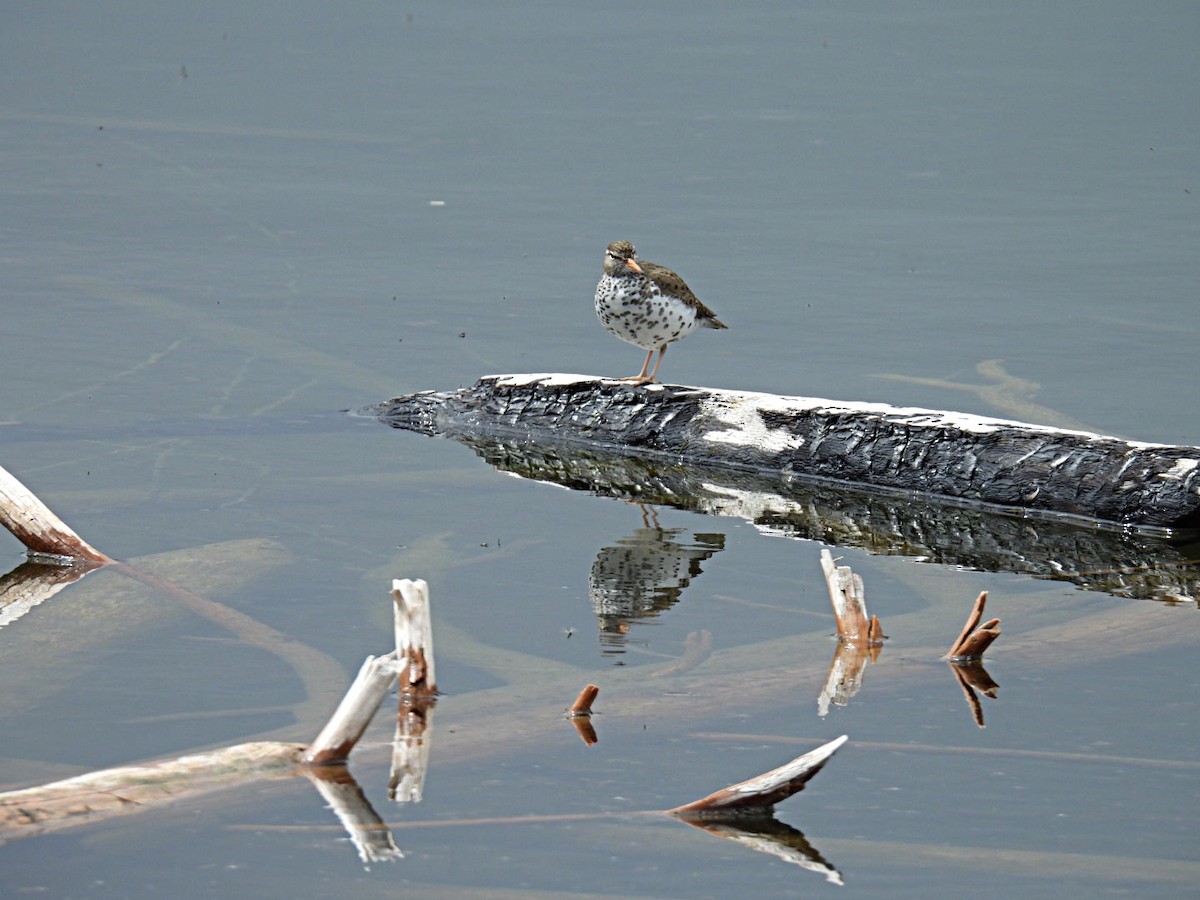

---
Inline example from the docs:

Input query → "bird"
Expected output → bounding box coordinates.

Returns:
[594,240,726,384]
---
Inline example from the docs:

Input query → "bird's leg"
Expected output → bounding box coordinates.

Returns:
[615,349,656,383]
[643,346,668,384]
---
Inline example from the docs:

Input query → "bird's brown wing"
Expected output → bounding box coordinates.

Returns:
[641,260,726,327]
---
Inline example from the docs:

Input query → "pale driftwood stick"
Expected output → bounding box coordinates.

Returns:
[391,578,436,696]
[669,735,848,817]
[819,549,882,644]
[305,766,403,864]
[303,652,401,766]
[0,463,111,563]
[0,742,304,842]
[820,550,866,639]
[569,684,600,716]
[945,592,1001,660]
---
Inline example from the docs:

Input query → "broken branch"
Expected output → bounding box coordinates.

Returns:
[945,592,1001,660]
[819,549,883,645]
[0,463,111,563]
[669,735,849,817]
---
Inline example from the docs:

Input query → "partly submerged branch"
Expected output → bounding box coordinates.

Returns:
[669,735,849,818]
[945,592,1001,661]
[0,463,111,563]
[0,742,305,843]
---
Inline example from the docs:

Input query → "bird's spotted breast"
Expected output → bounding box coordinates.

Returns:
[595,273,701,351]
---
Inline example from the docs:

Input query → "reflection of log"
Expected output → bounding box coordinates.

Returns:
[818,642,875,717]
[371,374,1200,530]
[377,430,1200,603]
[669,735,848,817]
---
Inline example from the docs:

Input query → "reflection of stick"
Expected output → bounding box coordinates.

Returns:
[0,463,110,563]
[305,766,403,864]
[945,592,1001,660]
[947,661,1000,728]
[390,700,435,802]
[669,735,848,817]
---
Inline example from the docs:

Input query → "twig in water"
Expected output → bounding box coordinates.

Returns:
[945,591,1001,660]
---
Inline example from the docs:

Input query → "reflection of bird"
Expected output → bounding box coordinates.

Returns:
[588,522,724,653]
[595,240,727,384]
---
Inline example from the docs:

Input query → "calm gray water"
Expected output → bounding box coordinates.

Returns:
[2,2,1197,897]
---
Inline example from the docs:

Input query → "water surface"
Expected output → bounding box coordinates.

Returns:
[2,2,1197,897]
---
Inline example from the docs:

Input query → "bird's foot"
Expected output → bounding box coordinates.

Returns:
[612,375,657,385]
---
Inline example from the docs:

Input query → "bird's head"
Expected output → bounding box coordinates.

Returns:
[604,240,642,275]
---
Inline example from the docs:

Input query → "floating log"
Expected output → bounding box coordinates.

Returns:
[370,375,1200,533]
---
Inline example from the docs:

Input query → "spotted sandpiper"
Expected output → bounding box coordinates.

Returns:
[594,240,727,384]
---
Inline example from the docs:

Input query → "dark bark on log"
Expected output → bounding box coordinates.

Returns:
[368,376,1200,602]
[370,375,1200,531]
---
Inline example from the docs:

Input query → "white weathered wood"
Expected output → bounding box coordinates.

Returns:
[669,735,849,817]
[391,578,436,694]
[0,742,304,841]
[0,463,110,562]
[303,652,401,766]
[820,549,870,641]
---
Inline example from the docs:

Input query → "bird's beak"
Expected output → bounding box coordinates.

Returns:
[625,259,643,273]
